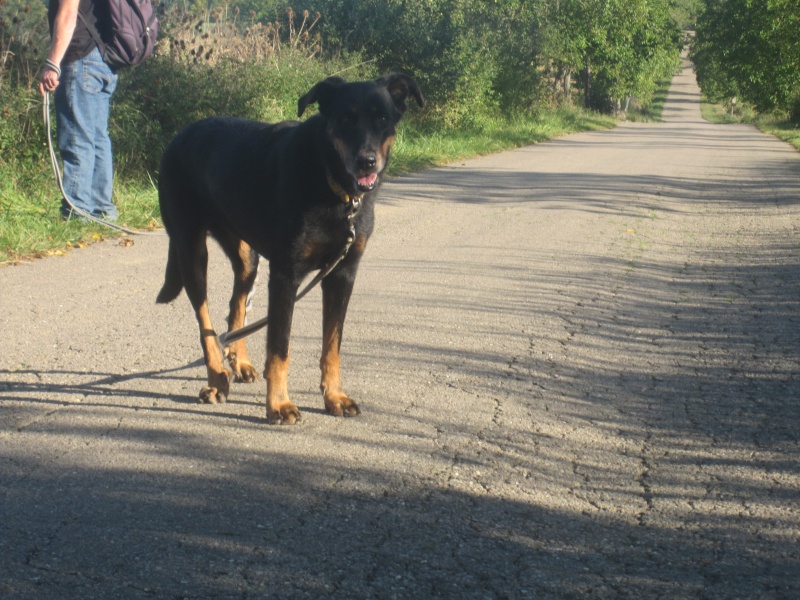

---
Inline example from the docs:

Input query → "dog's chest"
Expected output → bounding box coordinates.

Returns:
[294,221,347,268]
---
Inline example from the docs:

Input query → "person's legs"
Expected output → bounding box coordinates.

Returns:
[55,56,95,219]
[55,48,118,220]
[89,53,117,219]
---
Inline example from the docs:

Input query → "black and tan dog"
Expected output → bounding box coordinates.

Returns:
[156,74,424,424]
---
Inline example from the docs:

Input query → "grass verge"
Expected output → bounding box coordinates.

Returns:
[390,107,615,175]
[0,107,615,266]
[0,171,163,265]
[700,99,800,151]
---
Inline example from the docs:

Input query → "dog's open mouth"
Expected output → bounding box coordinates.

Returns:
[357,173,378,192]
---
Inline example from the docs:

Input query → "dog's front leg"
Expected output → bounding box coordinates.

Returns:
[264,270,301,424]
[319,261,362,417]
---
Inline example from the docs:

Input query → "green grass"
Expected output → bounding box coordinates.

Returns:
[390,107,615,175]
[646,77,673,121]
[700,98,800,151]
[755,116,800,150]
[0,107,615,265]
[0,169,162,264]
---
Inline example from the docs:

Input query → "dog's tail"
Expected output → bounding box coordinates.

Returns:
[156,241,184,303]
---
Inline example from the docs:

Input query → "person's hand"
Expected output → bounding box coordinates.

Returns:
[39,64,60,95]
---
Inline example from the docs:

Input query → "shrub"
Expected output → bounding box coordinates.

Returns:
[0,0,50,193]
[112,5,374,176]
[299,0,545,127]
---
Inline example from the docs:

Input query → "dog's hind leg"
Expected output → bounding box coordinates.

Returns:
[217,233,260,383]
[179,231,231,404]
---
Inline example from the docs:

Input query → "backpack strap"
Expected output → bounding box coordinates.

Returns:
[77,9,105,54]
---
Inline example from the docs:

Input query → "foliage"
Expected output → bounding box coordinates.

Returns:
[293,0,530,126]
[295,0,681,121]
[0,0,50,174]
[536,0,682,112]
[670,0,704,29]
[692,0,800,123]
[0,0,48,87]
[113,4,374,174]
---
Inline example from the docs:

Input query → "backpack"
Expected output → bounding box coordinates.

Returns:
[78,0,158,69]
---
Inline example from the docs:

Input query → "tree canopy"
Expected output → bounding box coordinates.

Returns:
[292,0,681,115]
[692,0,800,122]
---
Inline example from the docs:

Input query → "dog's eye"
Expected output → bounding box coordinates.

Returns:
[376,115,389,127]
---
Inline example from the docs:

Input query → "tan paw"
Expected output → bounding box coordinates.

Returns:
[324,392,360,417]
[267,401,301,425]
[199,386,227,404]
[227,350,258,383]
[232,360,258,383]
[199,370,230,403]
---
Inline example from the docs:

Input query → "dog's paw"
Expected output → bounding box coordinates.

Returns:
[199,386,227,404]
[228,352,259,383]
[199,370,230,404]
[324,393,360,417]
[267,401,301,425]
[233,362,259,383]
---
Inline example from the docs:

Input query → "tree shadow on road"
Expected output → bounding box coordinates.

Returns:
[7,228,797,599]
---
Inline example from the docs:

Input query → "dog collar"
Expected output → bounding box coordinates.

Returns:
[327,174,364,205]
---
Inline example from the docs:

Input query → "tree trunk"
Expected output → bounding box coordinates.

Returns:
[584,65,591,107]
[563,69,572,103]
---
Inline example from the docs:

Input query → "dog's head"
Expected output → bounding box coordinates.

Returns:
[298,74,425,196]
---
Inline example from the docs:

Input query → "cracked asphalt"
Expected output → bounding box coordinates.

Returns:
[2,56,799,599]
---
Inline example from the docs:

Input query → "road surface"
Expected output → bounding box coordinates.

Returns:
[2,56,799,598]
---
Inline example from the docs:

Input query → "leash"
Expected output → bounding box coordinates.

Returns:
[217,186,363,348]
[43,91,164,236]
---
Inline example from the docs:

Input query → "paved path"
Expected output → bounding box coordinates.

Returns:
[2,57,799,599]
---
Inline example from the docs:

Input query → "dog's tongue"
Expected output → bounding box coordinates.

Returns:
[358,173,378,188]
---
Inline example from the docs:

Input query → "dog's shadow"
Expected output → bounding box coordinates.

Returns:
[1,355,335,425]
[1,361,276,425]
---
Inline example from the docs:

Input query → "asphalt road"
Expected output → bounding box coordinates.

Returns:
[2,56,799,599]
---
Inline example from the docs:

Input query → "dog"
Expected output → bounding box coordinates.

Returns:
[156,74,424,424]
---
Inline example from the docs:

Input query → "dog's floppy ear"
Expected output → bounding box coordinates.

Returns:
[298,76,347,118]
[379,74,425,114]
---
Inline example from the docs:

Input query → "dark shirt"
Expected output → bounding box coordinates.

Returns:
[48,0,104,65]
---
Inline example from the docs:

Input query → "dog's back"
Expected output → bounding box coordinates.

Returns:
[159,117,297,226]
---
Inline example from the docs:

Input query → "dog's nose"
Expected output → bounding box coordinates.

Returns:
[357,153,377,170]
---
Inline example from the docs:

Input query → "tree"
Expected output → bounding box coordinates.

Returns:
[692,0,800,121]
[537,0,681,111]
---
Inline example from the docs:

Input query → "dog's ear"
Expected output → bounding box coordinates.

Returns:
[298,77,347,118]
[379,74,425,114]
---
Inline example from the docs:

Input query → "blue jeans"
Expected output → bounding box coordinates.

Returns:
[55,47,118,220]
